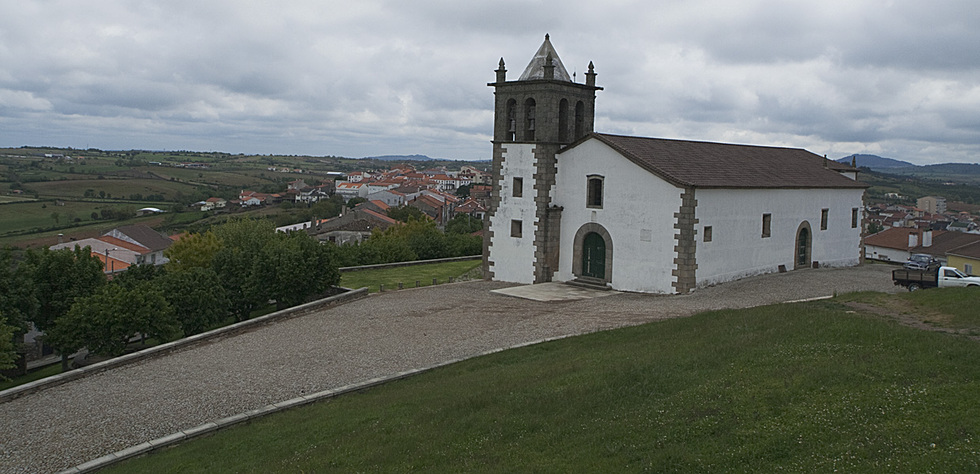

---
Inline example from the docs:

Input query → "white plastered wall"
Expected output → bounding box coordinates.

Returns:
[488,143,539,284]
[552,139,683,293]
[695,188,864,287]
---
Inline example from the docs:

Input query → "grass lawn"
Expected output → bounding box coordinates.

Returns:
[340,259,482,293]
[0,363,62,391]
[107,291,980,473]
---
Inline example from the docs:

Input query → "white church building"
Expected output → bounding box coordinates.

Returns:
[484,35,867,294]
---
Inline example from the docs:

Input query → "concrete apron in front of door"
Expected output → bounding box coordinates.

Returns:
[490,282,620,302]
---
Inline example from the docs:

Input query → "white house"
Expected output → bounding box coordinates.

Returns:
[484,35,866,294]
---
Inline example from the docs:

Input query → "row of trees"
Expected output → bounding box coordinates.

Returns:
[330,214,483,267]
[0,218,341,374]
[1,212,483,376]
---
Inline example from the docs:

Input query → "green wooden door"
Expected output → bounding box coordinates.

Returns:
[582,232,606,279]
[797,227,809,267]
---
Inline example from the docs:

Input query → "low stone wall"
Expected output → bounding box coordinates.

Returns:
[0,287,368,404]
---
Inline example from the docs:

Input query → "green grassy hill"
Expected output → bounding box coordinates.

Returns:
[108,289,980,473]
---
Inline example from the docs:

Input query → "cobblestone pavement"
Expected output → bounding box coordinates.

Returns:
[0,264,901,473]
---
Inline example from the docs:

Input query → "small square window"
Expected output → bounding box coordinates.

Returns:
[966,264,974,275]
[821,209,829,230]
[851,208,859,229]
[762,214,771,238]
[511,219,522,238]
[512,177,523,198]
[703,226,713,242]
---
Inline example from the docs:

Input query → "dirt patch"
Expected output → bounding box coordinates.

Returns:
[843,301,980,341]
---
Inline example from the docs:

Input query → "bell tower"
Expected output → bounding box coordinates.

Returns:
[484,34,602,284]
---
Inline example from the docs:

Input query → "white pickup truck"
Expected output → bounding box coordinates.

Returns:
[892,266,980,291]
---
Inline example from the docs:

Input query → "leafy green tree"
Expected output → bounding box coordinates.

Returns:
[446,233,483,257]
[46,284,181,358]
[346,196,367,208]
[111,264,161,289]
[158,267,229,335]
[212,218,278,320]
[23,246,106,333]
[445,214,484,235]
[165,230,222,272]
[387,205,427,223]
[258,232,340,310]
[455,184,472,197]
[0,314,17,377]
[310,194,344,220]
[0,249,38,335]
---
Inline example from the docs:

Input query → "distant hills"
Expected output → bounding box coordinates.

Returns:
[837,154,980,183]
[362,154,437,162]
[836,154,915,169]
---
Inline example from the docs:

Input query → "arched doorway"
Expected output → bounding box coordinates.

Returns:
[582,232,605,279]
[572,223,613,283]
[795,221,812,269]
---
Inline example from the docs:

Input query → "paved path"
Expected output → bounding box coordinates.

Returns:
[0,265,901,473]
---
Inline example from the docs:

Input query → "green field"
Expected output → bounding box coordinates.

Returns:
[107,289,980,472]
[24,178,200,200]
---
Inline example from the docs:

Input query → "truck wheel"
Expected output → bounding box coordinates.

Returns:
[908,283,921,292]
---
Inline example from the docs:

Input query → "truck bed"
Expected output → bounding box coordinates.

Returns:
[892,268,938,289]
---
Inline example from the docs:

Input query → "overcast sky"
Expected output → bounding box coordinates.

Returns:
[2,1,978,165]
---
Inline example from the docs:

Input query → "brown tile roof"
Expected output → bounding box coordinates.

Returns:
[108,224,174,252]
[912,231,980,256]
[584,133,868,189]
[948,241,980,259]
[864,227,929,251]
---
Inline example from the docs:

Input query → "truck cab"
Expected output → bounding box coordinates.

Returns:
[938,267,980,288]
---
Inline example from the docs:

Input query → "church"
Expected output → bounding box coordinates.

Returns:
[484,35,867,294]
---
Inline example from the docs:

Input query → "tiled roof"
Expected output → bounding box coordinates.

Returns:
[865,227,928,251]
[948,241,980,259]
[584,133,868,189]
[912,231,980,256]
[108,224,173,252]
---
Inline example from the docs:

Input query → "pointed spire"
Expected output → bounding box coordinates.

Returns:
[495,57,507,83]
[585,61,596,87]
[518,34,571,81]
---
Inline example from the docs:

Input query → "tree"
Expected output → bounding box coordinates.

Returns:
[387,205,426,223]
[445,214,484,235]
[0,248,38,336]
[455,184,472,197]
[22,246,106,368]
[23,246,106,333]
[164,230,222,272]
[257,232,340,310]
[47,284,181,358]
[211,218,278,320]
[0,314,17,377]
[158,267,229,335]
[346,196,367,208]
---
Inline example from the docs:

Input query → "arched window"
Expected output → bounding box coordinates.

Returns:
[587,175,603,208]
[524,98,536,141]
[505,99,517,141]
[574,101,585,139]
[558,99,569,142]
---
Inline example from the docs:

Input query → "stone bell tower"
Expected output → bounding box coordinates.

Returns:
[484,34,602,284]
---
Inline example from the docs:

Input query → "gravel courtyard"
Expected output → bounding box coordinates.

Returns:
[0,264,902,473]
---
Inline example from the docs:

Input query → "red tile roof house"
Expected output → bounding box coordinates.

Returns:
[864,227,940,263]
[49,224,174,273]
[307,206,400,245]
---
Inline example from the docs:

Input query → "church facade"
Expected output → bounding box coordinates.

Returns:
[484,36,866,294]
